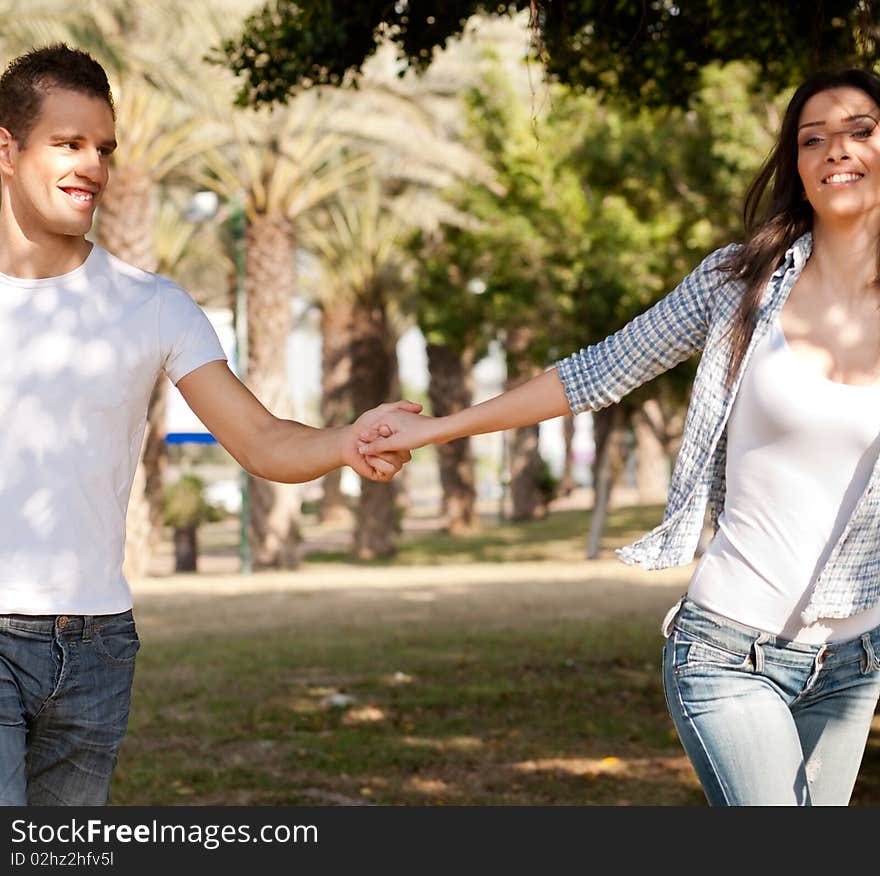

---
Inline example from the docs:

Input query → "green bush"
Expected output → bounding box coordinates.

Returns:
[163,475,223,529]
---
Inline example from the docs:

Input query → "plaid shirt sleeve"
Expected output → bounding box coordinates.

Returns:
[555,245,739,413]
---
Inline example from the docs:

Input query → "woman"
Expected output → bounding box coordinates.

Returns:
[357,69,880,806]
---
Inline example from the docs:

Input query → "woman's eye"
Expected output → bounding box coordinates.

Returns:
[851,127,875,139]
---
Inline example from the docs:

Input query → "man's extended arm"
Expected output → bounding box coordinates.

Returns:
[177,360,417,482]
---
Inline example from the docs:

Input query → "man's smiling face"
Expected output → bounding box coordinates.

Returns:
[1,87,116,241]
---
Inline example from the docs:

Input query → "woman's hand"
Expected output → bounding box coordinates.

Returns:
[356,409,443,455]
[346,401,424,480]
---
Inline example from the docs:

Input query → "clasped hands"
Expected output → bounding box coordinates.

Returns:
[348,400,436,481]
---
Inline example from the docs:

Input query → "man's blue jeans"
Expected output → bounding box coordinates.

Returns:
[662,598,880,806]
[0,611,139,805]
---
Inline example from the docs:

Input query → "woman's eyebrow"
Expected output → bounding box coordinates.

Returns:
[798,113,878,131]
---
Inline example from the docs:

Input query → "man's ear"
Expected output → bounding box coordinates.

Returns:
[0,127,16,177]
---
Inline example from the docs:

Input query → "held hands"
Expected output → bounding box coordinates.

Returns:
[356,408,441,457]
[345,400,423,481]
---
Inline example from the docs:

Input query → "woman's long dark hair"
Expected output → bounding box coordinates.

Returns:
[722,69,880,388]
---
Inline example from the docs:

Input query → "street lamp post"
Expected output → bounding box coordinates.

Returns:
[230,193,252,574]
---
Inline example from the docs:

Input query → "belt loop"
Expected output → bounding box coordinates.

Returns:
[751,633,770,673]
[860,633,878,675]
[661,596,686,638]
[82,616,94,642]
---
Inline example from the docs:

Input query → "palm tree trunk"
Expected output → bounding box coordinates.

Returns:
[96,171,156,271]
[95,168,163,579]
[244,213,301,568]
[349,291,399,560]
[173,526,198,572]
[142,378,169,545]
[505,326,548,522]
[122,458,152,580]
[318,298,354,524]
[426,341,476,533]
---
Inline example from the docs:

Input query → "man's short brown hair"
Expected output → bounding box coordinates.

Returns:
[0,43,114,146]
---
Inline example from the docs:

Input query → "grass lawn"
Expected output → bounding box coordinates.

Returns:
[305,504,666,565]
[116,502,880,806]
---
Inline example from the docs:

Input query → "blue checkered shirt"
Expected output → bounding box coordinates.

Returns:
[556,231,880,624]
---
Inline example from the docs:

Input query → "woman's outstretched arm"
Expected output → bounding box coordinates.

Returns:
[358,243,736,457]
[358,367,570,454]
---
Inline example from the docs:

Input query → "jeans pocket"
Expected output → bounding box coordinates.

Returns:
[93,620,140,667]
[673,632,749,677]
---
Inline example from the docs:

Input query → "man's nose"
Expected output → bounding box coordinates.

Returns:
[76,148,107,182]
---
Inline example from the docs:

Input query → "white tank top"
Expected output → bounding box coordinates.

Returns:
[688,314,880,643]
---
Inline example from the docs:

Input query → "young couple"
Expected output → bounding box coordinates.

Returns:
[2,42,879,806]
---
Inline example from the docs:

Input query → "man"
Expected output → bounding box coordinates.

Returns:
[0,43,416,805]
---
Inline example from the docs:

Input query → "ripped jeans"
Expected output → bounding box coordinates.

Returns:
[662,598,880,806]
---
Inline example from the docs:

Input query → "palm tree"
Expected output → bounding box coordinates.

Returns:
[197,98,373,567]
[0,1,73,57]
[317,296,355,524]
[304,181,414,559]
[316,26,530,534]
[297,53,499,538]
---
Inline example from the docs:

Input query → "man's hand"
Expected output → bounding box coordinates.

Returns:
[346,400,424,481]
[177,362,422,483]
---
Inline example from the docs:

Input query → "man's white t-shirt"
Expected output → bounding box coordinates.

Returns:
[0,245,227,615]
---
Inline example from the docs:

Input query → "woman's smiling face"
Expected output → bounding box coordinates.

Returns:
[797,86,880,226]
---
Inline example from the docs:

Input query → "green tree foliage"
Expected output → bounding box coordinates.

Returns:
[426,60,781,396]
[410,224,493,358]
[428,59,779,532]
[213,0,879,108]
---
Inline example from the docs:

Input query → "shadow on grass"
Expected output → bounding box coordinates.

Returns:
[113,608,880,807]
[116,616,710,805]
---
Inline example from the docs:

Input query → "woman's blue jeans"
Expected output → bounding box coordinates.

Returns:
[662,598,880,806]
[0,611,140,805]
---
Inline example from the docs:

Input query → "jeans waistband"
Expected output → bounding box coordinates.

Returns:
[665,598,880,667]
[0,609,134,638]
